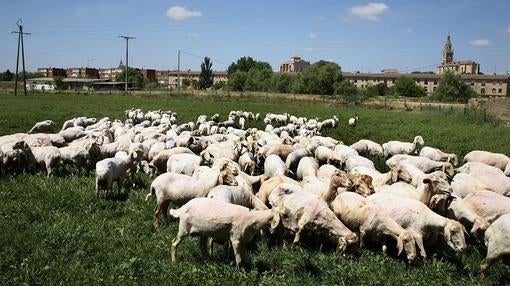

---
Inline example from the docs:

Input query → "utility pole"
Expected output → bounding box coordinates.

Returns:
[119,35,135,92]
[12,19,30,96]
[177,50,181,91]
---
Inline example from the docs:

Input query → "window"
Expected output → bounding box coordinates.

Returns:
[424,80,428,85]
[492,88,496,94]
[499,88,503,93]
[433,81,437,85]
[481,82,486,87]
[481,88,485,94]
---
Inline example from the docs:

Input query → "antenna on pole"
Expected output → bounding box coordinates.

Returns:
[12,19,31,96]
[119,35,135,92]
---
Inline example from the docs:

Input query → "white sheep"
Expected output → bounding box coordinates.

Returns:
[31,146,61,176]
[331,191,417,262]
[263,154,288,179]
[456,162,510,196]
[386,154,454,177]
[419,146,458,166]
[382,136,424,158]
[451,173,493,198]
[166,153,201,176]
[256,175,300,204]
[350,139,384,157]
[169,198,278,267]
[367,193,467,258]
[462,190,510,224]
[269,183,359,254]
[148,147,194,176]
[95,147,142,197]
[464,150,509,172]
[344,155,375,172]
[28,120,56,134]
[296,156,319,180]
[145,163,238,228]
[479,214,510,279]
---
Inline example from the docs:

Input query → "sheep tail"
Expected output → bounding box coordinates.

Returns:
[169,207,182,218]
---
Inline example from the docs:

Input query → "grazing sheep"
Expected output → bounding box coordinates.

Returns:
[479,214,510,279]
[419,146,458,166]
[382,136,424,158]
[350,139,384,157]
[95,148,142,197]
[462,190,510,224]
[344,155,375,172]
[269,183,359,254]
[296,156,319,180]
[28,120,56,134]
[169,198,278,267]
[367,193,467,258]
[451,173,493,198]
[285,148,311,174]
[263,154,288,179]
[31,146,61,176]
[331,191,417,262]
[464,150,509,172]
[456,162,510,196]
[148,147,194,176]
[146,163,238,228]
[166,153,201,176]
[256,175,300,204]
[386,154,454,177]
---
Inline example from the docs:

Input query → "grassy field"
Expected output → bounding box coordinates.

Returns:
[1,92,509,285]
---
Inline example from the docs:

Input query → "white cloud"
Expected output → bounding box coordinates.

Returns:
[187,33,199,38]
[347,3,388,21]
[302,47,314,52]
[506,27,510,34]
[309,33,317,39]
[166,6,202,21]
[469,38,491,47]
[405,28,413,33]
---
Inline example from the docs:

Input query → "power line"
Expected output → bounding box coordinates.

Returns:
[12,19,30,96]
[119,35,135,92]
[179,50,230,67]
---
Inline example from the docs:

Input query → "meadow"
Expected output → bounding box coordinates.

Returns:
[1,92,509,285]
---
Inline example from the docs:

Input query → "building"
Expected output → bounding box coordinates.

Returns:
[37,67,66,78]
[437,34,480,75]
[343,72,510,97]
[279,56,310,73]
[156,70,170,87]
[98,67,124,81]
[166,70,228,89]
[142,69,156,82]
[66,67,99,79]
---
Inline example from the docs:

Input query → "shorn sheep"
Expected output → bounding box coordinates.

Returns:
[348,116,359,127]
[169,198,279,267]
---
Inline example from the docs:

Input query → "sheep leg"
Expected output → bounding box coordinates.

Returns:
[153,201,165,229]
[479,257,495,279]
[293,226,304,246]
[171,232,187,264]
[230,238,243,267]
[199,236,209,257]
[413,232,427,258]
[95,177,100,198]
[359,229,367,249]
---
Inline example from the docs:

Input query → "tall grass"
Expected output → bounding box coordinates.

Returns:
[1,92,509,285]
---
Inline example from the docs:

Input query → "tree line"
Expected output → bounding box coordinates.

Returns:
[196,56,476,103]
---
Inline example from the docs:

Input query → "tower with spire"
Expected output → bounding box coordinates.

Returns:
[441,34,454,65]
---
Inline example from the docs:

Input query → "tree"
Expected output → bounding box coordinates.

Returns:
[115,67,144,89]
[432,71,475,103]
[198,57,214,90]
[296,60,343,95]
[0,69,14,81]
[213,81,226,90]
[271,73,296,93]
[53,76,65,90]
[227,57,273,91]
[227,71,247,91]
[393,76,425,97]
[334,80,359,103]
[227,57,257,75]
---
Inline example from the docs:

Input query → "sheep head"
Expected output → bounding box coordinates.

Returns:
[397,230,417,263]
[444,220,467,253]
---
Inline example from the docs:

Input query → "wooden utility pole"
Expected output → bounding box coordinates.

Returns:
[12,19,30,96]
[119,35,135,92]
[177,50,181,91]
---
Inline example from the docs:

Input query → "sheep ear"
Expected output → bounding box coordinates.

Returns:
[270,212,280,231]
[396,236,404,256]
[422,178,432,185]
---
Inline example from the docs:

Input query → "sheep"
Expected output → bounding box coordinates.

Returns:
[419,146,458,166]
[28,120,56,134]
[269,183,359,254]
[348,116,359,127]
[30,146,62,176]
[479,214,510,279]
[377,178,448,207]
[456,162,510,196]
[350,139,383,157]
[350,165,404,188]
[331,191,417,262]
[296,156,319,180]
[464,150,509,172]
[386,154,454,177]
[462,190,510,224]
[451,173,493,198]
[146,163,238,228]
[344,155,375,172]
[0,140,29,174]
[301,169,354,202]
[314,146,344,166]
[382,136,424,158]
[256,175,300,204]
[285,148,311,175]
[316,164,338,178]
[238,148,257,176]
[95,148,143,197]
[207,178,268,210]
[58,126,87,142]
[169,198,278,267]
[367,193,467,258]
[148,147,194,176]
[263,154,288,179]
[59,141,101,171]
[166,153,201,176]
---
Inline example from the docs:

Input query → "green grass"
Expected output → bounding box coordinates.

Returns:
[1,92,509,285]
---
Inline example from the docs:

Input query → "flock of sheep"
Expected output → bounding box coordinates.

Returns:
[1,107,510,278]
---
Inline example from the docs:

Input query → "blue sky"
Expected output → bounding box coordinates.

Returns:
[1,0,509,74]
